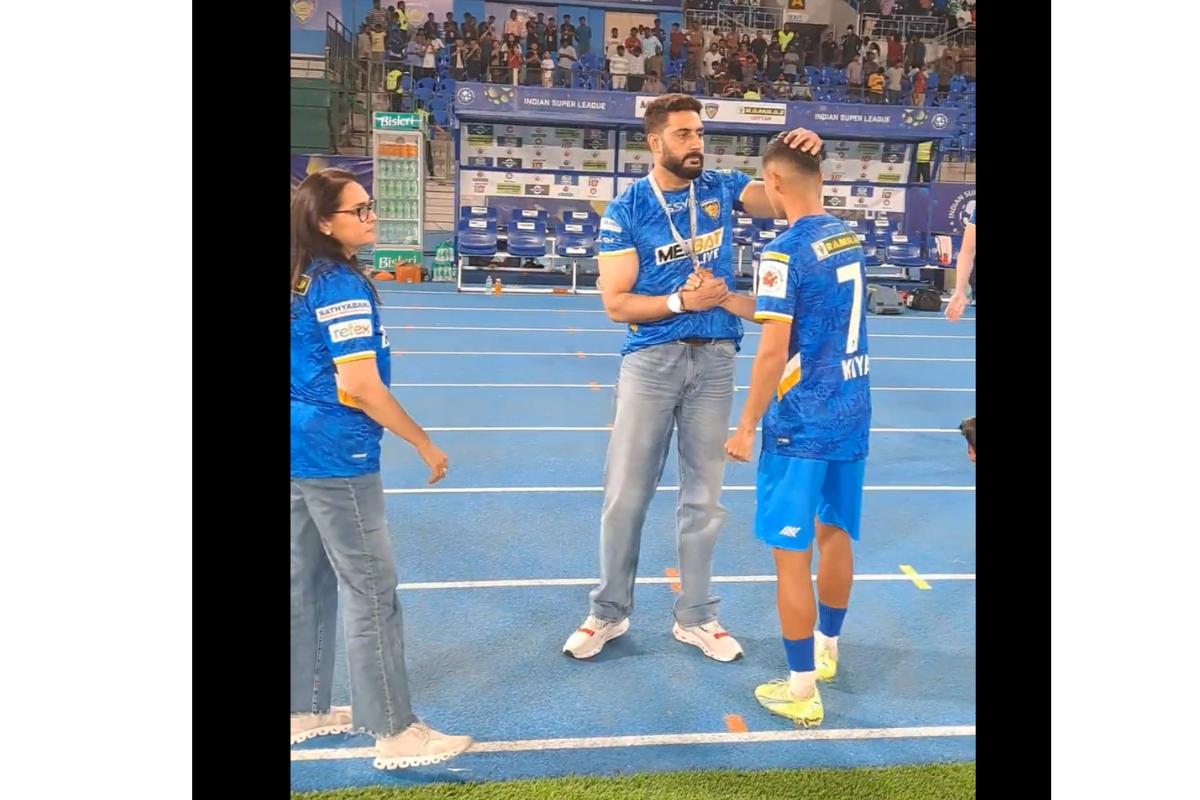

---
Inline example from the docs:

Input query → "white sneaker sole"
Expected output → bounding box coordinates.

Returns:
[374,740,473,770]
[672,623,744,662]
[290,724,353,745]
[563,617,630,659]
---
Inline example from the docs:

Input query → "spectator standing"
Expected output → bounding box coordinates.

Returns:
[885,61,904,103]
[911,64,927,106]
[841,26,861,66]
[610,45,630,90]
[846,53,864,96]
[783,46,801,82]
[642,28,663,78]
[576,17,593,56]
[627,45,647,92]
[867,67,884,103]
[557,41,578,86]
[908,35,926,68]
[820,31,836,65]
[671,23,688,61]
[704,43,722,77]
[504,10,523,40]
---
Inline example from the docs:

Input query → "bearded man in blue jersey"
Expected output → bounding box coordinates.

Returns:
[562,93,822,663]
[724,137,870,726]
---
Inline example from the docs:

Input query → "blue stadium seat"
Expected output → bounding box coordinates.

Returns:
[554,222,596,258]
[863,242,884,267]
[885,232,925,267]
[732,216,758,246]
[506,218,548,258]
[458,216,498,257]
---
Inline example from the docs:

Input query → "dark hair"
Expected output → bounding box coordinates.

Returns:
[290,169,376,299]
[763,135,824,176]
[642,93,702,135]
[959,417,976,450]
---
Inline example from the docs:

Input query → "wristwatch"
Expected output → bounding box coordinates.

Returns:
[667,291,686,314]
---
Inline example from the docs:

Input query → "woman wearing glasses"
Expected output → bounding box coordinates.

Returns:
[290,169,472,769]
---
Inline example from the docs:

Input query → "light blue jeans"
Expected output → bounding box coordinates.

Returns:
[291,473,417,737]
[589,340,737,627]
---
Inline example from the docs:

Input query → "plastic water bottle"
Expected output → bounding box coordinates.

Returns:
[484,275,493,292]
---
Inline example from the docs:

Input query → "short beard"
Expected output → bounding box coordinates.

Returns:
[661,150,704,180]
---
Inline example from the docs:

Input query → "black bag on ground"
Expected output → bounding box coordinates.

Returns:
[906,287,943,312]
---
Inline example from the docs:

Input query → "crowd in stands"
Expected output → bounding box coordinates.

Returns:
[352,0,974,111]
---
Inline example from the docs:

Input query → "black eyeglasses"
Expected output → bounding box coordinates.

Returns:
[330,200,376,222]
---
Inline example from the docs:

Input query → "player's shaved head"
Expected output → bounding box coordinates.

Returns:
[761,135,826,219]
[762,135,824,177]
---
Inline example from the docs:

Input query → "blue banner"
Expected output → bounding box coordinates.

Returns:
[453,84,631,119]
[786,105,960,140]
[452,84,960,140]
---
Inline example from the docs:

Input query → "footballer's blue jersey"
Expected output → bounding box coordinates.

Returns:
[753,214,871,461]
[970,207,975,225]
[597,169,752,355]
[291,259,392,479]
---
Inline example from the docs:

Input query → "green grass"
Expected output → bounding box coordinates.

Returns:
[292,762,975,800]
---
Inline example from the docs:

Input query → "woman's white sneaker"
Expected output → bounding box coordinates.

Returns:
[562,614,630,659]
[290,706,353,745]
[672,620,744,662]
[374,721,473,769]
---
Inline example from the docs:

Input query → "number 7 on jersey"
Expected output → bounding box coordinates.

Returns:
[836,261,863,354]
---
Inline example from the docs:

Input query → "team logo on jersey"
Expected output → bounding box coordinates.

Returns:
[701,200,721,220]
[811,232,859,260]
[758,258,787,299]
[293,274,311,295]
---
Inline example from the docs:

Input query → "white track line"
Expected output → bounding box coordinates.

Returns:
[383,485,974,495]
[394,573,977,590]
[380,304,976,321]
[384,325,975,340]
[390,351,975,362]
[390,383,976,392]
[291,724,976,761]
[420,426,960,433]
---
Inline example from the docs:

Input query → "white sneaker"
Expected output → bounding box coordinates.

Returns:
[374,721,473,769]
[672,620,744,662]
[562,614,630,659]
[290,706,353,745]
